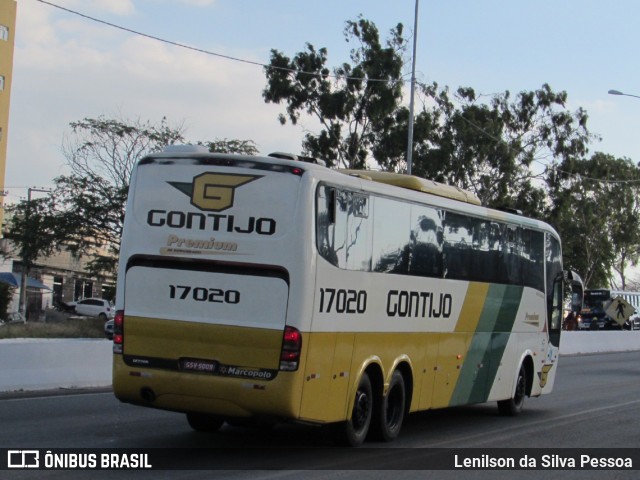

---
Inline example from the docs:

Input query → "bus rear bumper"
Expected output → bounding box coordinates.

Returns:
[112,357,302,420]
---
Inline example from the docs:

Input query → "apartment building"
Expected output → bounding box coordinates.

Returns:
[0,0,16,229]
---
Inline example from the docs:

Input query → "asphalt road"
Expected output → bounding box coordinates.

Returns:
[1,351,639,479]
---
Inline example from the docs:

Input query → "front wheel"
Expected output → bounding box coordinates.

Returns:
[331,372,373,447]
[498,363,527,416]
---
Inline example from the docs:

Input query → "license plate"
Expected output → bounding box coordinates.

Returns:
[179,358,218,373]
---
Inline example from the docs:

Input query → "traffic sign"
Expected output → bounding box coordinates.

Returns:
[606,296,635,326]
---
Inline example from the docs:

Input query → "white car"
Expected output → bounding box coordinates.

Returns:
[73,298,115,321]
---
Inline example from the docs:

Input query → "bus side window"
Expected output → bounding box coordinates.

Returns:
[345,193,372,271]
[333,191,349,268]
[372,197,411,274]
[504,226,522,285]
[442,211,473,280]
[408,205,443,277]
[317,186,372,271]
[316,186,346,267]
[522,229,545,292]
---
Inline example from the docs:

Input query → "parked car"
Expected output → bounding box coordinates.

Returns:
[72,298,115,321]
[104,319,114,340]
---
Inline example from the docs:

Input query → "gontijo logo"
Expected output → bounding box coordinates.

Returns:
[149,173,276,235]
[169,173,261,212]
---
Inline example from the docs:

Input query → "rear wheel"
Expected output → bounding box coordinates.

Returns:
[186,412,225,432]
[372,370,406,442]
[332,372,373,447]
[498,363,527,416]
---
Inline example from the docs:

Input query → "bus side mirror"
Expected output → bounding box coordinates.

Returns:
[565,270,584,312]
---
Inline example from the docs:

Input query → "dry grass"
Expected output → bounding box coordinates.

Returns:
[0,310,106,339]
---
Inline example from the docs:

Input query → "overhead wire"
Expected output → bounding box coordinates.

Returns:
[35,0,405,84]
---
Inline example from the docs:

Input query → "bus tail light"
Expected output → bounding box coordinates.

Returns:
[280,326,302,371]
[113,310,124,354]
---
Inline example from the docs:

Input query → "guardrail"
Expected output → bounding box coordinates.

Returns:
[560,330,640,355]
[0,338,112,392]
[0,332,639,392]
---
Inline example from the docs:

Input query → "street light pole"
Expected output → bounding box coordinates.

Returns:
[608,89,640,100]
[406,0,419,176]
[18,187,51,319]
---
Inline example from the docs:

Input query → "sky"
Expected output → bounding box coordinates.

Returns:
[5,0,640,204]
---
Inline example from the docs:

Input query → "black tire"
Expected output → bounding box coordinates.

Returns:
[332,372,373,447]
[99,313,108,322]
[498,363,527,416]
[372,370,406,442]
[186,412,225,432]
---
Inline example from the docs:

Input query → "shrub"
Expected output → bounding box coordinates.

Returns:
[0,283,15,321]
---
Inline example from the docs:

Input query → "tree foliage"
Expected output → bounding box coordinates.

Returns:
[263,17,407,169]
[54,116,186,277]
[48,174,129,277]
[549,153,640,288]
[438,84,589,214]
[263,15,640,286]
[4,196,69,312]
[366,82,592,216]
[63,116,186,193]
[0,283,14,321]
[263,18,592,217]
[4,197,66,269]
[5,115,257,281]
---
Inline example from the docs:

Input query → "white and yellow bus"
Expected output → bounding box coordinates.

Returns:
[113,146,582,446]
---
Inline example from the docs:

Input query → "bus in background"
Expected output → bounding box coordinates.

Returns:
[112,146,583,446]
[578,289,640,330]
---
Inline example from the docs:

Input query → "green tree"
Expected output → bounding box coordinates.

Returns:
[548,152,640,288]
[4,196,69,314]
[263,17,592,217]
[63,116,186,193]
[48,173,129,278]
[57,116,186,277]
[407,84,592,215]
[56,116,259,278]
[0,283,15,321]
[263,17,408,169]
[370,81,440,173]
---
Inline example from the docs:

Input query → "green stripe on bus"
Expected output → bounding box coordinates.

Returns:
[451,284,523,405]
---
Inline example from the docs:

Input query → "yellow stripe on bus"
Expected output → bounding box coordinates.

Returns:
[455,283,490,333]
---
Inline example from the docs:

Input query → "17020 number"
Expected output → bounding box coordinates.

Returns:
[318,288,367,314]
[169,285,240,304]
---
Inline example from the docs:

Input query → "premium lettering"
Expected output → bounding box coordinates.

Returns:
[166,234,237,252]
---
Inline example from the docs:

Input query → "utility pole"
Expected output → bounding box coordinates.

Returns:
[406,0,420,176]
[18,187,51,319]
